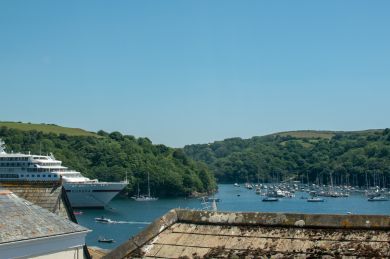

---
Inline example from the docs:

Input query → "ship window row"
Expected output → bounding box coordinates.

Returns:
[0,162,32,167]
[0,174,19,178]
[36,162,61,166]
[23,174,57,178]
[27,168,59,172]
[0,174,58,178]
[0,157,29,161]
[0,168,15,172]
[33,156,49,160]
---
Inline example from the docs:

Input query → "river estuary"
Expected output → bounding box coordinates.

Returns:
[76,184,390,249]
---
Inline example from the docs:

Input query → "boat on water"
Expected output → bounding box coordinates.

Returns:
[0,139,128,208]
[245,183,253,189]
[307,197,324,202]
[95,216,114,223]
[73,211,83,215]
[132,172,158,201]
[132,195,159,201]
[233,183,240,187]
[98,237,115,243]
[368,196,388,202]
[262,197,279,202]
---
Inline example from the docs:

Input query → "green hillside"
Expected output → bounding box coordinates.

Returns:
[0,122,98,137]
[184,129,390,187]
[0,123,216,197]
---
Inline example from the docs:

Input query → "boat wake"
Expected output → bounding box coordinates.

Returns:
[108,221,151,225]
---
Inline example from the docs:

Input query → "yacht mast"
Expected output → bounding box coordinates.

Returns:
[147,172,151,197]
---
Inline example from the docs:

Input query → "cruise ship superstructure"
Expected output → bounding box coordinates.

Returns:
[0,139,127,208]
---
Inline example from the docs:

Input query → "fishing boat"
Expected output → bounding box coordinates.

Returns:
[95,216,114,223]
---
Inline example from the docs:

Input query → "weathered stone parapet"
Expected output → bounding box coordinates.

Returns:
[103,209,390,259]
[176,209,390,230]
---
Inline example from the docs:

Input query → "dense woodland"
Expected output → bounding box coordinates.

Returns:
[2,123,390,195]
[0,126,216,197]
[184,130,390,188]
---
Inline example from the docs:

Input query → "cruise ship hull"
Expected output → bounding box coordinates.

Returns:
[63,182,127,208]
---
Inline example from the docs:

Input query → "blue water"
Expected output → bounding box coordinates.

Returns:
[76,184,390,249]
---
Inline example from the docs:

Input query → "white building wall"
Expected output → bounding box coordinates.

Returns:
[0,231,89,259]
[33,247,85,259]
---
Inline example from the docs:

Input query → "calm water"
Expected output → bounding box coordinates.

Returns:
[76,184,390,249]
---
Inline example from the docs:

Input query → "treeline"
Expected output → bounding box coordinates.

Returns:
[0,126,216,197]
[184,130,390,188]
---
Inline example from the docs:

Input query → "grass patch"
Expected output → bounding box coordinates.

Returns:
[274,130,335,139]
[0,121,99,137]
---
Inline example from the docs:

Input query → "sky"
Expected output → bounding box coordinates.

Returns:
[0,1,389,147]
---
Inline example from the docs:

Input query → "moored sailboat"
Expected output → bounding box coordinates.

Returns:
[132,172,158,201]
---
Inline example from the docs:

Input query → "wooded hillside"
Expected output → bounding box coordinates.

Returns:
[184,130,390,187]
[0,123,216,197]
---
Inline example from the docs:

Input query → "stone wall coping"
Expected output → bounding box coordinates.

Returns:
[102,209,390,259]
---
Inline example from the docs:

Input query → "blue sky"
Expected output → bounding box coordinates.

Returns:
[0,1,389,147]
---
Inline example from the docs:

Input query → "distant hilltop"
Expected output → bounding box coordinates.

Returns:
[0,121,384,142]
[0,121,98,137]
[267,129,383,140]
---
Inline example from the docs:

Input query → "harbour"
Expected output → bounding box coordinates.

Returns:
[2,0,390,257]
[76,184,390,250]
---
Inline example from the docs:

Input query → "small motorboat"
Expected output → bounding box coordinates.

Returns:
[98,237,115,243]
[307,197,324,202]
[95,216,114,223]
[368,196,388,202]
[73,211,83,215]
[262,197,279,202]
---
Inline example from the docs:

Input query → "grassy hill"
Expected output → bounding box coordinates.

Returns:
[269,130,382,139]
[0,121,98,137]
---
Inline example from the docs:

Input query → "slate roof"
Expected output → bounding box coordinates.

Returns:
[0,181,71,219]
[0,189,89,244]
[103,209,390,259]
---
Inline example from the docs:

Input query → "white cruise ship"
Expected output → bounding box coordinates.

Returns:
[0,139,127,208]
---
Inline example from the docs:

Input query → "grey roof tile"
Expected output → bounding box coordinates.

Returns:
[0,190,89,244]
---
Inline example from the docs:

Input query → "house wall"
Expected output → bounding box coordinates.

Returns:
[33,247,85,259]
[0,232,88,259]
